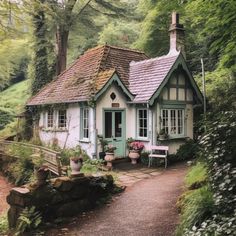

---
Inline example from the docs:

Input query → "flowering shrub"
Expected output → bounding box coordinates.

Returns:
[129,141,144,151]
[105,144,117,153]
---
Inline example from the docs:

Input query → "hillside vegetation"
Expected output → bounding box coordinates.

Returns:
[0,80,30,138]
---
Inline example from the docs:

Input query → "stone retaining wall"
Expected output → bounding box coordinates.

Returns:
[7,174,114,228]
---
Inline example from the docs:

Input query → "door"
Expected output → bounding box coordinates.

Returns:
[104,110,125,157]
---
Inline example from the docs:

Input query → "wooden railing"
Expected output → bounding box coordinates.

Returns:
[0,140,63,176]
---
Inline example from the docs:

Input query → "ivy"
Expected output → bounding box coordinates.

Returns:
[185,111,236,236]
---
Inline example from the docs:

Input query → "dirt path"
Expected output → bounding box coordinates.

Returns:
[0,173,12,215]
[47,164,187,236]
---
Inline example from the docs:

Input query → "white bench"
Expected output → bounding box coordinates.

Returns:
[148,145,169,168]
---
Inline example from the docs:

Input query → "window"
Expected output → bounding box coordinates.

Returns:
[58,110,67,128]
[137,109,148,138]
[161,109,184,136]
[47,110,54,128]
[82,108,89,139]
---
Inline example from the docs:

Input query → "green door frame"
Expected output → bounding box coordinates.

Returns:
[103,108,126,158]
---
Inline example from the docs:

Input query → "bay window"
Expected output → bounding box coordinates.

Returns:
[161,109,184,136]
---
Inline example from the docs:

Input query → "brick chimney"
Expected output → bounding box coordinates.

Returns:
[169,12,186,58]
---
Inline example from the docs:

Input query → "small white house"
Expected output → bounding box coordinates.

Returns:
[27,12,203,158]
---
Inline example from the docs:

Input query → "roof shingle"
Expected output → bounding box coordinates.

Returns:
[129,52,180,102]
[27,45,148,106]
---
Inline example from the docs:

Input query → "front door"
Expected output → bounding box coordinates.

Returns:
[104,110,125,157]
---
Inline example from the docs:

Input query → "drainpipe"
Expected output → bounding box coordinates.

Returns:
[147,102,153,146]
[92,106,97,159]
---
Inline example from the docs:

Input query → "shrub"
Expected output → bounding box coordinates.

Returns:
[176,186,214,236]
[176,139,199,161]
[184,111,236,235]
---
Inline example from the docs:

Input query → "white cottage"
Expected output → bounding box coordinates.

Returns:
[27,12,203,158]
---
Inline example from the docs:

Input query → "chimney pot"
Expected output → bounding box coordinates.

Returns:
[172,12,179,25]
[169,11,186,58]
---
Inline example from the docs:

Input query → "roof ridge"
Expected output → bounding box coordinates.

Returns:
[130,51,180,66]
[85,44,146,55]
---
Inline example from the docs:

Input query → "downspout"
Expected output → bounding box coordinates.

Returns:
[93,106,97,159]
[147,102,154,145]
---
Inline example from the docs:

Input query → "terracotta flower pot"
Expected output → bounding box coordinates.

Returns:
[105,152,115,169]
[128,150,140,164]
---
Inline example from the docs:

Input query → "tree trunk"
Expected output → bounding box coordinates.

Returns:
[56,26,69,75]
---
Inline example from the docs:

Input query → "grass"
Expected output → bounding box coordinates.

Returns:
[0,212,8,235]
[0,80,30,138]
[185,162,208,189]
[176,186,214,236]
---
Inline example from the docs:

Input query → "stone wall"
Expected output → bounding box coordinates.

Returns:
[7,174,114,228]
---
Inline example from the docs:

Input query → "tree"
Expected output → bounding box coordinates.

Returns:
[31,0,50,95]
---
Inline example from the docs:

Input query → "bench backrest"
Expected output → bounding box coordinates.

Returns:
[149,145,169,151]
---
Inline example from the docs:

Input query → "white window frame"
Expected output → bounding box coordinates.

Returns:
[46,110,54,128]
[58,110,67,129]
[81,107,90,140]
[137,108,148,139]
[161,108,185,137]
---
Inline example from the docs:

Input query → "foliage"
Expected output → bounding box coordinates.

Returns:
[176,139,199,161]
[97,135,108,152]
[0,213,8,235]
[81,158,105,174]
[15,206,42,236]
[105,144,116,153]
[98,20,139,48]
[0,109,13,130]
[0,39,30,90]
[6,144,34,185]
[185,162,207,190]
[176,186,214,236]
[183,111,236,235]
[60,145,90,165]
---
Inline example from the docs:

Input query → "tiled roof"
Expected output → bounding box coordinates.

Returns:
[27,45,148,106]
[129,52,180,102]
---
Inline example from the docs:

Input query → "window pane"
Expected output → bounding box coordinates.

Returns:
[47,110,54,128]
[58,110,67,128]
[138,109,148,138]
[82,108,89,138]
[178,110,183,134]
[170,110,176,134]
[115,112,122,137]
[105,112,112,138]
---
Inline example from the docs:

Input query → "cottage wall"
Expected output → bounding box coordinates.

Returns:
[38,103,96,157]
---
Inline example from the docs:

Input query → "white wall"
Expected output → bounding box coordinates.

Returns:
[38,103,96,158]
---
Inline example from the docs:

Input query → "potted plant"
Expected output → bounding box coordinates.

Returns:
[97,135,108,160]
[128,141,144,164]
[104,144,116,169]
[158,128,168,140]
[70,156,83,176]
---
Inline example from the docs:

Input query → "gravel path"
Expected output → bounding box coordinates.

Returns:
[0,173,12,215]
[47,164,187,236]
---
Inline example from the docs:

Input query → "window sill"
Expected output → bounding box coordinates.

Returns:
[79,139,91,143]
[158,136,189,141]
[41,128,68,132]
[135,137,149,142]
